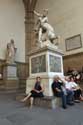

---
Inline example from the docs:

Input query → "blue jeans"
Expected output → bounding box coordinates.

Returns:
[66,89,74,103]
[56,91,67,108]
[56,90,74,107]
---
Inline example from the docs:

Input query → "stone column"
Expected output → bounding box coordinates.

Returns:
[23,0,37,62]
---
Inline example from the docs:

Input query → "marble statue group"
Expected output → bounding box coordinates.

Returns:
[34,9,59,45]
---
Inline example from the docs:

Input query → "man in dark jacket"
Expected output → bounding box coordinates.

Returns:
[52,76,74,109]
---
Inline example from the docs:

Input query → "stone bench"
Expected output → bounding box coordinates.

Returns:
[25,96,62,109]
[16,94,62,109]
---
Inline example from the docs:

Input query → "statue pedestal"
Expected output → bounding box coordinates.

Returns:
[3,63,18,91]
[26,43,64,96]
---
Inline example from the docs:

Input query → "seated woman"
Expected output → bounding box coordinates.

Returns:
[21,76,44,108]
[69,77,83,101]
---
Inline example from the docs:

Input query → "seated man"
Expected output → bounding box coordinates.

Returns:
[52,76,74,109]
[21,76,44,108]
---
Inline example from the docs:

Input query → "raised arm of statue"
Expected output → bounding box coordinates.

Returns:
[34,10,42,17]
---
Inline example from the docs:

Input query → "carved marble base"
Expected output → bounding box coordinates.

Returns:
[3,63,18,91]
[26,45,64,96]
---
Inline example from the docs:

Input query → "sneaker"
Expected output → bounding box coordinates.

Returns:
[62,106,67,109]
[67,102,74,106]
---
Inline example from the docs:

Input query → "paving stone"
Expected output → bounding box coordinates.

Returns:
[0,94,83,125]
[0,118,12,125]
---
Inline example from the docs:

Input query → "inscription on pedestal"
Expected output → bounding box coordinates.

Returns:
[31,55,46,73]
[7,66,17,78]
[3,64,18,91]
[49,55,62,72]
[3,64,17,79]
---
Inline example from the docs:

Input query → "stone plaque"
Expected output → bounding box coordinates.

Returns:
[31,55,46,73]
[49,55,62,72]
[65,34,82,51]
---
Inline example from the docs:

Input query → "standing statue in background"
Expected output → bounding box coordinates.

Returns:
[6,39,17,64]
[34,9,58,44]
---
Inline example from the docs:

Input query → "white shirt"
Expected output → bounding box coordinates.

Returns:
[65,81,71,90]
[65,81,78,90]
[69,82,77,88]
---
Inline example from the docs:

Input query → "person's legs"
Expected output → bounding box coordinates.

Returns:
[76,89,83,101]
[74,90,77,100]
[21,92,32,102]
[73,90,80,102]
[66,90,74,104]
[61,92,67,108]
[76,89,81,99]
[30,97,34,108]
[57,91,67,109]
[74,89,82,100]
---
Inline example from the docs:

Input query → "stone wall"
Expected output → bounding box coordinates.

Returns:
[63,53,83,73]
[16,61,28,90]
[16,62,28,80]
[0,0,25,62]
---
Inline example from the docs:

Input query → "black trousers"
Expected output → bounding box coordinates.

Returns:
[74,89,82,100]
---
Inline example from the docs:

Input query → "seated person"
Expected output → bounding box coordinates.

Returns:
[21,76,44,108]
[51,76,74,109]
[69,77,83,101]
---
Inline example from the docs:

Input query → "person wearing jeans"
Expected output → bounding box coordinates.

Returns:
[52,76,74,109]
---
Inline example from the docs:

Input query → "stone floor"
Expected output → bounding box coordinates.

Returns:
[0,93,83,125]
